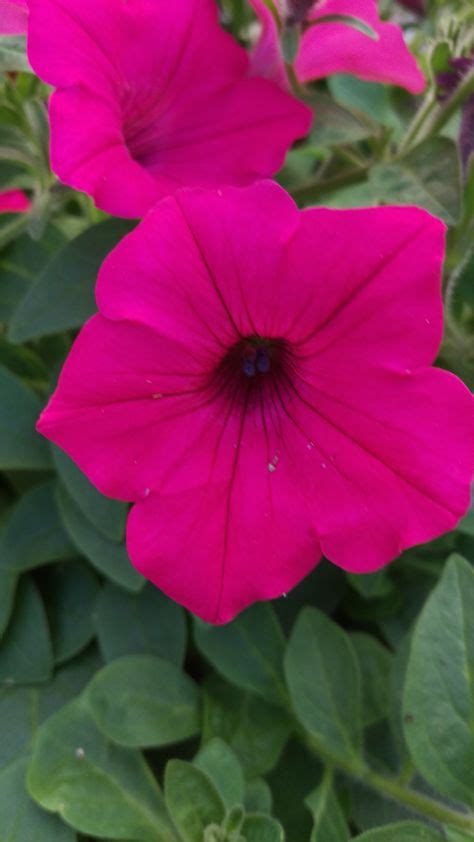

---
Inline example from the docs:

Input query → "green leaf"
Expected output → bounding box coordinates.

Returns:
[244,778,273,814]
[0,648,100,770]
[202,674,290,778]
[0,578,52,685]
[194,604,287,705]
[369,138,461,224]
[352,822,445,841]
[164,760,225,842]
[57,485,143,592]
[0,483,75,573]
[0,756,74,841]
[284,608,362,762]
[403,555,474,807]
[241,814,285,842]
[0,569,16,637]
[458,506,474,538]
[444,827,474,842]
[87,654,200,748]
[95,581,186,666]
[351,633,393,727]
[8,219,133,343]
[43,561,99,665]
[0,36,29,72]
[0,364,50,469]
[194,738,244,809]
[0,224,64,323]
[27,696,176,841]
[267,738,322,842]
[305,772,349,841]
[328,75,401,130]
[52,447,127,541]
[347,570,393,600]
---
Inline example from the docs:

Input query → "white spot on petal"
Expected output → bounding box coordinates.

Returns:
[143,487,150,498]
[152,393,163,400]
[306,441,315,450]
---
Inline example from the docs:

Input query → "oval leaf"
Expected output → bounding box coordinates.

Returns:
[284,608,362,762]
[403,555,474,807]
[27,697,176,840]
[87,655,200,748]
[164,760,225,842]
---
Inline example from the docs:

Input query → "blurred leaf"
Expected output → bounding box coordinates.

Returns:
[458,505,474,537]
[0,483,75,573]
[274,560,347,633]
[0,648,100,769]
[347,570,394,600]
[305,771,349,842]
[444,828,474,842]
[284,608,362,762]
[56,485,143,592]
[352,822,445,840]
[241,814,285,841]
[8,219,133,343]
[0,224,64,323]
[311,93,373,146]
[369,138,461,224]
[194,738,244,809]
[351,633,393,727]
[0,338,48,383]
[52,447,127,541]
[0,36,29,72]
[403,555,474,807]
[0,364,50,469]
[244,778,273,813]
[0,755,74,841]
[202,674,290,778]
[95,581,186,666]
[0,577,52,685]
[27,696,176,840]
[328,75,402,130]
[267,739,322,842]
[42,561,99,665]
[164,759,225,842]
[194,604,287,705]
[0,569,16,637]
[87,654,200,748]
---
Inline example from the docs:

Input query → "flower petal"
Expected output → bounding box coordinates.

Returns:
[284,365,473,569]
[297,0,425,92]
[96,182,302,341]
[127,429,320,624]
[284,205,446,370]
[0,0,27,34]
[28,0,310,216]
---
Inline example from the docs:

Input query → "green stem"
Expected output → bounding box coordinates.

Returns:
[301,733,474,832]
[399,65,474,155]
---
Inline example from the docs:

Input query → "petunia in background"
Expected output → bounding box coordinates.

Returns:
[0,0,27,34]
[37,181,473,624]
[0,188,30,212]
[249,0,425,93]
[26,0,311,218]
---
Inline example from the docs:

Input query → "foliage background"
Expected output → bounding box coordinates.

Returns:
[0,0,473,839]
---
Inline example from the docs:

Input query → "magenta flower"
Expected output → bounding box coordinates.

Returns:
[249,0,425,93]
[0,188,30,212]
[37,182,473,623]
[26,0,311,219]
[0,0,27,34]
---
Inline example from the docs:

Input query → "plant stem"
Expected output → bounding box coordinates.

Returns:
[399,65,474,155]
[301,733,474,832]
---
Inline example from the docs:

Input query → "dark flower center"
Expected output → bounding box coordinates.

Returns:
[212,336,290,405]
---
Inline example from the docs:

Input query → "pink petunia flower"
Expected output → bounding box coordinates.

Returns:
[0,188,31,212]
[26,0,311,219]
[249,0,425,93]
[0,0,27,34]
[37,182,473,623]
